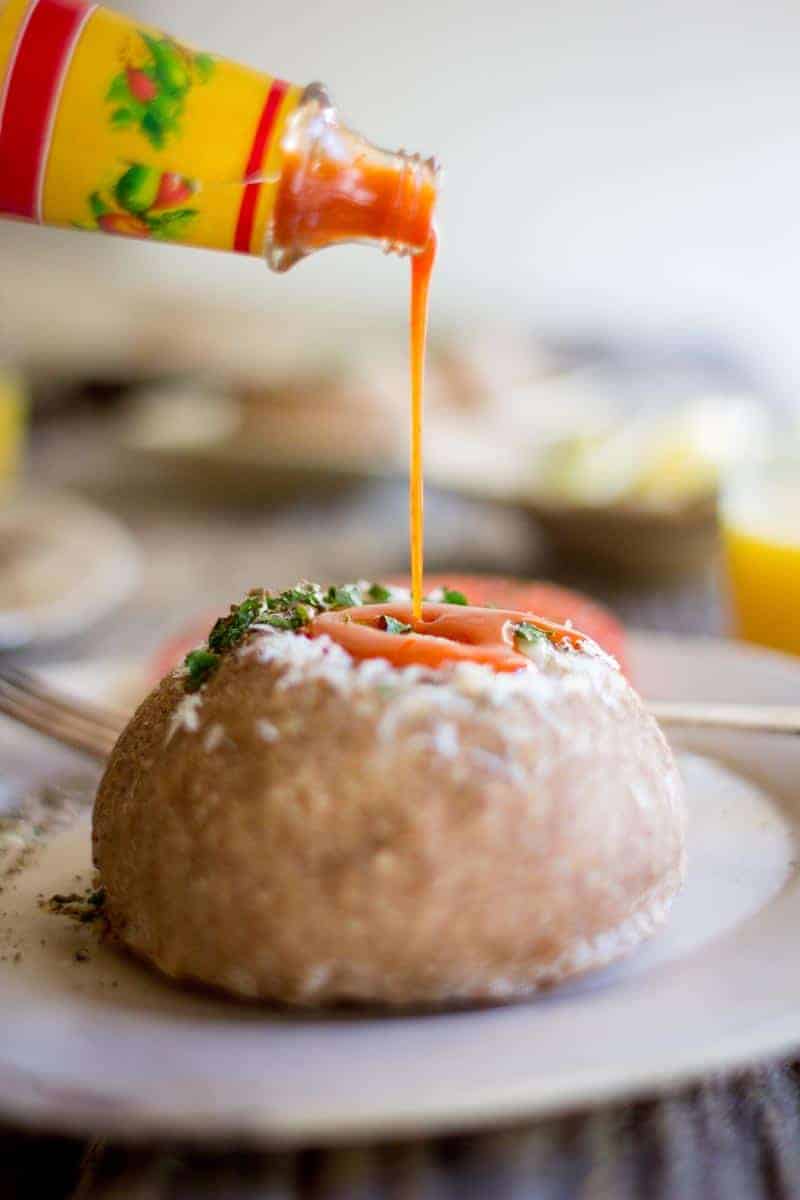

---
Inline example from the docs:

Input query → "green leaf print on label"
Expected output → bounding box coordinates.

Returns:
[75,167,199,243]
[89,191,109,219]
[194,53,215,84]
[106,32,215,148]
[110,107,135,128]
[115,164,160,213]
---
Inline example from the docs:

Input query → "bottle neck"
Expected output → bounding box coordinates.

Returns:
[266,85,439,272]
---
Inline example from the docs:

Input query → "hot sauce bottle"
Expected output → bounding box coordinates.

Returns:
[0,0,438,268]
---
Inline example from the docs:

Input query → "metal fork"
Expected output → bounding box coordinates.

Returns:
[0,666,127,761]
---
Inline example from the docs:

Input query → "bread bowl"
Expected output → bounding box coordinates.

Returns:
[93,581,686,1006]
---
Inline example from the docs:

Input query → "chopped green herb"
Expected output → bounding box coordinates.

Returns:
[367,582,392,603]
[272,584,324,608]
[441,587,468,606]
[513,621,550,646]
[381,615,413,635]
[182,581,377,692]
[208,593,267,653]
[261,613,302,631]
[184,648,220,690]
[47,886,107,926]
[325,584,362,609]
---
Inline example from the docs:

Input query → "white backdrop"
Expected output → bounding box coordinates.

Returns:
[2,0,798,396]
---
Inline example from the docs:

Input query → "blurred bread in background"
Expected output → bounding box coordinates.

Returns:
[1,251,778,581]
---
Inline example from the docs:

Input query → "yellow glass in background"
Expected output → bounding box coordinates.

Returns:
[0,366,27,493]
[720,451,800,657]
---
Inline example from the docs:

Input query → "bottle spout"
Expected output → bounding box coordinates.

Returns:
[265,85,440,272]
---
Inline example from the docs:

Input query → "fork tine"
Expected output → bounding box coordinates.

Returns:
[0,666,128,732]
[0,677,119,761]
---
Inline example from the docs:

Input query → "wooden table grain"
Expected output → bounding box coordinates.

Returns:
[5,416,787,1200]
[6,1065,800,1199]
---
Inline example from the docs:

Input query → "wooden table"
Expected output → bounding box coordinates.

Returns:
[7,415,794,1200]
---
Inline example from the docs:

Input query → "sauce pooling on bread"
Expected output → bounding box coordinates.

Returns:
[310,604,587,673]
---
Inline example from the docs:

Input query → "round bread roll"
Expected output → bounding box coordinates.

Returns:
[93,607,686,1006]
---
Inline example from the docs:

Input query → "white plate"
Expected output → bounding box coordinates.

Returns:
[0,634,799,1146]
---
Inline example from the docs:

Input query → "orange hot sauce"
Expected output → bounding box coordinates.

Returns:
[270,105,439,617]
[310,604,589,673]
[271,147,438,267]
[409,232,436,620]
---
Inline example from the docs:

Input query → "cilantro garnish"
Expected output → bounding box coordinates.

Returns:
[441,587,468,605]
[513,621,551,646]
[184,648,220,691]
[181,581,394,692]
[367,582,392,603]
[261,613,303,631]
[270,584,324,609]
[325,584,362,609]
[381,615,413,635]
[207,594,265,653]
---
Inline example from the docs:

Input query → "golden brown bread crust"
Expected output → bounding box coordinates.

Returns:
[93,631,686,1006]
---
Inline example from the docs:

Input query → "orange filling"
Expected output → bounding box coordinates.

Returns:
[308,604,586,673]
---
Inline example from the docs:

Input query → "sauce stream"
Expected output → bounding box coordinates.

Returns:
[410,233,436,619]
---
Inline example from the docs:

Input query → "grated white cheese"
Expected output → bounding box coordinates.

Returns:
[432,721,460,759]
[516,630,557,670]
[240,622,625,722]
[203,722,225,753]
[255,718,280,743]
[167,693,203,742]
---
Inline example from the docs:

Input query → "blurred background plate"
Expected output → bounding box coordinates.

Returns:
[119,380,393,503]
[0,491,140,650]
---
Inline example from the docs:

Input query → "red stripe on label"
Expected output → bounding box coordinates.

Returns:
[0,0,89,221]
[233,78,289,255]
[0,1,38,132]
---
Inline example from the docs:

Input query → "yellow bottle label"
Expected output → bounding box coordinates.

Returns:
[0,0,301,256]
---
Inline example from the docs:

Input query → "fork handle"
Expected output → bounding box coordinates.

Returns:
[648,701,800,735]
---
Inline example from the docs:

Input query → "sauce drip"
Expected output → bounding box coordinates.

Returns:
[271,123,438,615]
[410,233,436,620]
[309,603,588,673]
